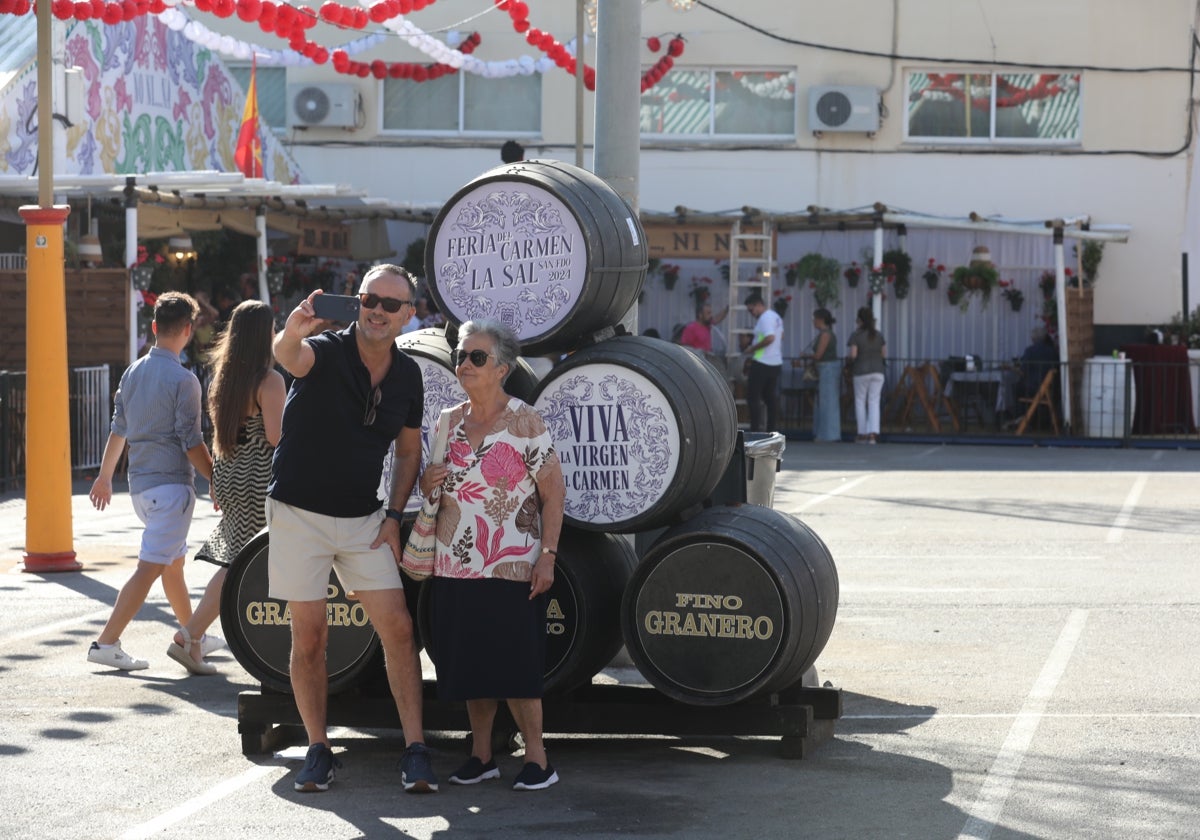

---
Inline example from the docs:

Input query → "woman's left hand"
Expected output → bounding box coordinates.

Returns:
[529,554,555,599]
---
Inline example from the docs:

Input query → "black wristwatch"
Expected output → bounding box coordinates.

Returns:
[384,508,405,523]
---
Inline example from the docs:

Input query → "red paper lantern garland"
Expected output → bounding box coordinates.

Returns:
[16,0,686,94]
[332,30,479,80]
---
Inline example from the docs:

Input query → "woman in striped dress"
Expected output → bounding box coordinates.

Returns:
[167,300,285,675]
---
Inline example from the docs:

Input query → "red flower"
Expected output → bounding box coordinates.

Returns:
[480,442,527,489]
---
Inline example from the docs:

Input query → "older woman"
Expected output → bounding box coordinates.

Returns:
[418,319,566,791]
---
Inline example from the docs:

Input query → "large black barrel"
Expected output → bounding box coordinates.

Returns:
[389,328,539,513]
[531,335,737,532]
[424,160,647,356]
[220,531,388,694]
[417,525,635,695]
[621,505,839,706]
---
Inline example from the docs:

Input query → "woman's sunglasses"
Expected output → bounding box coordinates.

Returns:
[358,293,413,314]
[454,349,496,368]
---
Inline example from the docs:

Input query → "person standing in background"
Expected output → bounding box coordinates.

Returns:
[806,308,841,442]
[847,306,887,444]
[743,291,784,432]
[679,300,729,359]
[501,140,525,163]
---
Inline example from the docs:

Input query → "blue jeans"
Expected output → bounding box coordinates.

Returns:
[814,361,842,441]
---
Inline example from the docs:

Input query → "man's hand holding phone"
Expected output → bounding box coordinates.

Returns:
[311,293,361,324]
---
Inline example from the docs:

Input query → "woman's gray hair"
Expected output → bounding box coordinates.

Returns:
[458,318,520,383]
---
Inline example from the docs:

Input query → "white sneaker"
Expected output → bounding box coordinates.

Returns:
[200,633,226,657]
[87,641,149,671]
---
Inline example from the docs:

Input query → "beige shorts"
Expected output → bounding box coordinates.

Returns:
[266,499,403,602]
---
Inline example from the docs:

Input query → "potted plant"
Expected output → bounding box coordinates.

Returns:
[882,248,912,298]
[660,263,681,290]
[922,258,945,290]
[1000,283,1024,312]
[796,252,841,308]
[949,261,999,304]
[687,275,713,306]
[1078,241,1104,286]
[843,261,862,288]
[867,264,889,297]
[772,289,792,317]
[783,261,799,286]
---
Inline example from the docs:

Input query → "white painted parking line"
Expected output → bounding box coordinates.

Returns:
[115,728,352,839]
[116,763,281,840]
[0,609,110,648]
[794,474,873,512]
[1106,473,1147,543]
[957,608,1088,840]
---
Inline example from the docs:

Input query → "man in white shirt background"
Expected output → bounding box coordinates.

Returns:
[742,291,784,432]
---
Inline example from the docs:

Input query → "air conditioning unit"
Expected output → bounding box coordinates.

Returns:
[808,85,879,133]
[287,84,361,129]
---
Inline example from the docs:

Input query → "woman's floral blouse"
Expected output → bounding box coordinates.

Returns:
[433,398,560,582]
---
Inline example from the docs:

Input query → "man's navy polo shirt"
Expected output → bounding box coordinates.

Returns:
[268,323,423,518]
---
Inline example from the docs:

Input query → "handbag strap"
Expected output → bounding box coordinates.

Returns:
[430,407,453,463]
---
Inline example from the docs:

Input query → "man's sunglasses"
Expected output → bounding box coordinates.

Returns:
[358,293,413,314]
[363,386,382,426]
[454,349,496,368]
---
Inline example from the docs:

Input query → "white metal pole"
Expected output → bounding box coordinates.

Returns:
[256,206,269,303]
[1053,230,1071,429]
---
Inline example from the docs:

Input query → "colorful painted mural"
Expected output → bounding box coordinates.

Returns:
[0,17,302,182]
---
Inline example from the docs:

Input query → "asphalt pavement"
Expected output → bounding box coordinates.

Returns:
[1,442,1198,839]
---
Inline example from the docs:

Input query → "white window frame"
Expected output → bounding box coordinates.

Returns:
[377,73,542,137]
[640,67,797,142]
[228,64,287,132]
[903,69,1082,147]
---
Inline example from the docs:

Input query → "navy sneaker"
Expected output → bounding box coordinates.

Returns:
[449,756,500,785]
[294,743,340,792]
[399,742,439,793]
[512,762,559,791]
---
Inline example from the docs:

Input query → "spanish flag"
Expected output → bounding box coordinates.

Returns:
[234,58,263,178]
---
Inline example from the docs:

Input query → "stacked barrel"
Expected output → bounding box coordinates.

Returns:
[222,160,839,706]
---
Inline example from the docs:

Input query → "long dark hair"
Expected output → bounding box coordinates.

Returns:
[207,300,274,459]
[857,306,877,340]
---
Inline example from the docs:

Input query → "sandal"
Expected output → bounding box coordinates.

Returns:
[167,627,218,676]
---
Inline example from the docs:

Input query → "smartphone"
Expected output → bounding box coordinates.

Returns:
[312,293,361,323]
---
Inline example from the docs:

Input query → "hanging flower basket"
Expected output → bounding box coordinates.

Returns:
[661,263,681,290]
[923,258,945,290]
[796,252,841,308]
[950,262,999,304]
[843,262,862,288]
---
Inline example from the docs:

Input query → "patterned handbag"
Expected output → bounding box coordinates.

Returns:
[400,409,452,581]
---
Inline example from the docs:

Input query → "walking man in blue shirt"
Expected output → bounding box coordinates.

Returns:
[87,292,214,671]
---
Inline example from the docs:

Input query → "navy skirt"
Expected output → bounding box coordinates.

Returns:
[429,576,546,701]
